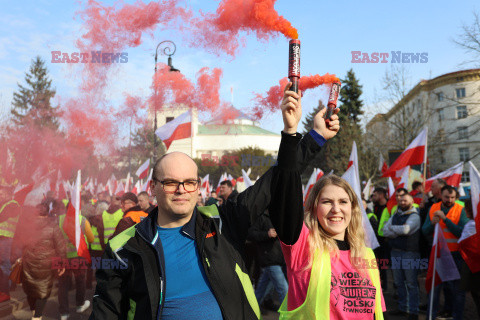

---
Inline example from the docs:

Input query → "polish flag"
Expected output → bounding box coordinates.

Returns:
[115,181,125,196]
[347,141,358,170]
[386,166,410,212]
[458,162,480,273]
[242,169,253,188]
[155,110,191,150]
[136,159,150,180]
[131,181,141,195]
[227,174,236,187]
[316,168,324,180]
[24,175,51,206]
[363,178,373,200]
[200,174,210,199]
[342,162,379,249]
[216,173,228,194]
[387,177,395,198]
[13,183,34,206]
[383,128,427,177]
[124,172,131,193]
[379,154,388,175]
[303,169,318,203]
[141,169,153,193]
[424,162,463,193]
[425,224,460,292]
[63,170,91,263]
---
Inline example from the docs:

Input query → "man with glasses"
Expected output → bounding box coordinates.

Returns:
[90,85,340,319]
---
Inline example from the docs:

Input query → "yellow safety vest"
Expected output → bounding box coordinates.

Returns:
[0,200,20,238]
[91,209,123,250]
[278,248,384,320]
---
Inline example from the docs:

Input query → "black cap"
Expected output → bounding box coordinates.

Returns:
[121,192,138,204]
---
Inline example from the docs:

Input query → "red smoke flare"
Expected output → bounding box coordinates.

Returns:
[191,0,298,56]
[253,73,340,118]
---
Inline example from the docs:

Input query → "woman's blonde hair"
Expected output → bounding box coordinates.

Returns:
[304,174,366,269]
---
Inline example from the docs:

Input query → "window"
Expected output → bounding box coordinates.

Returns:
[438,109,444,121]
[458,127,468,139]
[457,105,467,119]
[437,92,444,101]
[461,171,470,183]
[166,117,174,123]
[459,147,470,161]
[456,88,466,98]
[439,149,445,164]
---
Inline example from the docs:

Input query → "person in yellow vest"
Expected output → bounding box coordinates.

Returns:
[89,194,123,253]
[270,172,386,319]
[422,185,469,320]
[110,192,148,239]
[0,185,20,302]
[58,200,94,320]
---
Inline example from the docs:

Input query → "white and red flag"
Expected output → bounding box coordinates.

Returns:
[141,169,153,193]
[115,181,125,196]
[124,172,131,193]
[458,162,480,273]
[424,162,463,193]
[342,162,379,249]
[63,170,91,263]
[425,224,460,292]
[383,128,427,177]
[363,178,373,201]
[13,183,34,206]
[131,181,141,195]
[379,154,388,175]
[216,173,228,194]
[24,174,51,206]
[155,110,191,150]
[136,159,150,180]
[303,169,318,203]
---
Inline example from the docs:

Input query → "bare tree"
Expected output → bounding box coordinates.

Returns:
[453,11,480,66]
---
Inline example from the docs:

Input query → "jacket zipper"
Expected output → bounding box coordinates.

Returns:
[137,230,165,320]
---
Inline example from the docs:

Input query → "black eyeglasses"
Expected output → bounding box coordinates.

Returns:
[154,178,200,194]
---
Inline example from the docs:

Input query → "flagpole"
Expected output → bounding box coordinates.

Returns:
[190,108,194,158]
[428,224,439,320]
[423,127,428,190]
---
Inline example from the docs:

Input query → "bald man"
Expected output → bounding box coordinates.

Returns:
[90,84,340,320]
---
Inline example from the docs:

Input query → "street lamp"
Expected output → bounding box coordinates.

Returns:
[153,40,180,162]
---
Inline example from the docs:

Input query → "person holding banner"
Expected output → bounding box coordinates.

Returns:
[269,127,386,317]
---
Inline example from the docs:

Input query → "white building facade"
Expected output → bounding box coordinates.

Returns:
[152,105,281,159]
[366,69,480,183]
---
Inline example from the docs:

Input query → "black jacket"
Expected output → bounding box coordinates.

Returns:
[90,131,324,320]
[247,212,285,267]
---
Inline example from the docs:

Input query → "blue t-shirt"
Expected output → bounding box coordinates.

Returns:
[157,226,223,319]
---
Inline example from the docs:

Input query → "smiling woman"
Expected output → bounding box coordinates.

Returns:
[271,174,386,320]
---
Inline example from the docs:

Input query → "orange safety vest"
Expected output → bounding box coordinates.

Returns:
[124,210,148,224]
[429,202,463,251]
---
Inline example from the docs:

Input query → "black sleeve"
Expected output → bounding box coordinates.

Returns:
[219,132,321,249]
[268,132,304,245]
[247,215,270,242]
[90,244,128,319]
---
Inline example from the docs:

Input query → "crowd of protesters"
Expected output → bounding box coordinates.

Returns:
[0,84,478,320]
[0,175,479,320]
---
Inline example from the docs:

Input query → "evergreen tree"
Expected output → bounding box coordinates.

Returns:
[11,56,60,130]
[338,69,364,123]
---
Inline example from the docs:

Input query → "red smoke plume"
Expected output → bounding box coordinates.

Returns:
[191,0,298,56]
[253,74,340,119]
[151,63,223,113]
